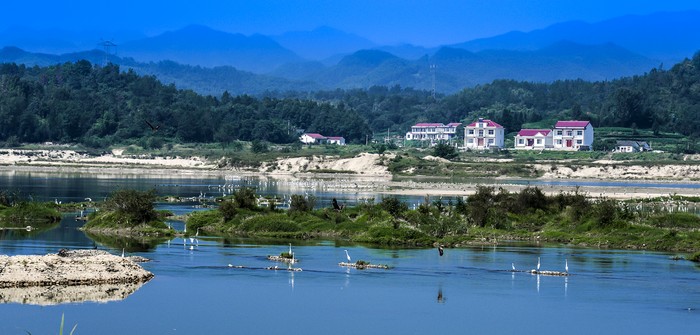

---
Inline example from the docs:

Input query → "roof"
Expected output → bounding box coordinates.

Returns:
[326,136,345,140]
[446,122,462,127]
[555,120,590,128]
[304,133,326,139]
[616,140,649,147]
[517,129,551,137]
[413,123,446,127]
[466,119,503,128]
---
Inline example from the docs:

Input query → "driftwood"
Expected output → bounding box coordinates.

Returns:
[338,262,389,270]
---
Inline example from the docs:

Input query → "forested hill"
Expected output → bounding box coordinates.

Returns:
[0,61,371,147]
[295,51,700,138]
[0,52,699,149]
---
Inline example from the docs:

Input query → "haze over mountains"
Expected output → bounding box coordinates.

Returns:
[1,10,699,95]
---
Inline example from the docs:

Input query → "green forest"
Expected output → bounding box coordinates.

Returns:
[0,52,699,148]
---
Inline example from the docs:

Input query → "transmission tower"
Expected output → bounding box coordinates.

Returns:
[98,39,117,66]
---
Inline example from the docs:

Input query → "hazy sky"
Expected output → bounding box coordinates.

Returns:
[5,0,700,46]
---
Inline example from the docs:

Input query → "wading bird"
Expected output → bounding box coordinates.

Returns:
[145,120,160,132]
[344,249,351,263]
[438,245,444,256]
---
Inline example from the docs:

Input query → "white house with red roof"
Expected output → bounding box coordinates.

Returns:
[514,129,553,150]
[552,120,594,150]
[405,122,461,142]
[464,118,504,149]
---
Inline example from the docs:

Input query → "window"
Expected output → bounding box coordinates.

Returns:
[478,130,484,136]
[556,130,562,135]
[556,140,562,144]
[576,140,582,144]
[467,139,473,143]
[576,130,583,136]
[536,139,542,144]
[488,139,494,144]
[488,129,494,135]
[468,129,474,135]
[566,131,573,136]
[518,139,524,144]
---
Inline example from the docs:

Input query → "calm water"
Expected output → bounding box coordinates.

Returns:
[1,171,700,334]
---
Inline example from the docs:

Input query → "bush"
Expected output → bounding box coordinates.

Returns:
[101,189,158,226]
[289,194,315,212]
[218,200,238,221]
[432,143,458,160]
[233,187,258,210]
[380,197,408,218]
[251,140,269,153]
[687,251,700,262]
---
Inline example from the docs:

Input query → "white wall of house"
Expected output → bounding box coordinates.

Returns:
[464,119,504,150]
[327,137,346,145]
[405,123,460,142]
[514,131,553,149]
[299,133,327,144]
[552,121,594,150]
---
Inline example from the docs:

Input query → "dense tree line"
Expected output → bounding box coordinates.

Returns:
[280,52,700,137]
[0,61,372,147]
[1,53,699,148]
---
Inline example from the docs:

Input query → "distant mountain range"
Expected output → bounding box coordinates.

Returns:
[1,10,699,94]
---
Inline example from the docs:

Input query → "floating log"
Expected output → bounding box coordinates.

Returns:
[265,265,302,272]
[339,262,389,270]
[529,269,570,276]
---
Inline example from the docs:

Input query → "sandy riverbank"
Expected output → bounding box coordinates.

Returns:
[1,149,699,199]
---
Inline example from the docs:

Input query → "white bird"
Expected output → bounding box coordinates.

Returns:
[537,257,541,271]
[189,245,194,250]
[565,259,569,273]
[121,248,125,258]
[512,263,515,271]
[344,249,352,263]
[84,197,92,202]
[289,243,293,255]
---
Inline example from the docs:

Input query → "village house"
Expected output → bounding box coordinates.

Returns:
[514,129,553,150]
[615,140,651,152]
[464,118,504,150]
[299,133,346,145]
[405,122,461,142]
[299,133,327,144]
[326,136,346,145]
[552,120,594,150]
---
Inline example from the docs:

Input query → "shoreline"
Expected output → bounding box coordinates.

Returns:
[1,150,700,200]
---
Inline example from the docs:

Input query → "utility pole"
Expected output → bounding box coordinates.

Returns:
[430,64,437,99]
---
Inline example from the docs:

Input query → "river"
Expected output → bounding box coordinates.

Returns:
[1,171,699,334]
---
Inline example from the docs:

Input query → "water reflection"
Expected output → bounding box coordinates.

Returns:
[437,287,446,303]
[83,231,168,252]
[0,281,149,305]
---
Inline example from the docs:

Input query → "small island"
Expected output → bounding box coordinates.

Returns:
[0,249,154,288]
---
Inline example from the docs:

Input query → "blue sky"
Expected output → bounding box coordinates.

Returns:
[5,0,700,46]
